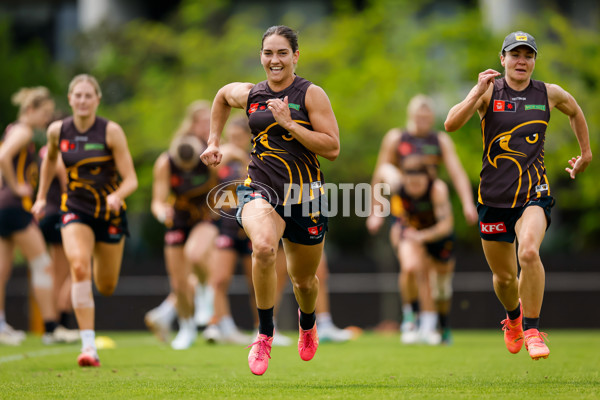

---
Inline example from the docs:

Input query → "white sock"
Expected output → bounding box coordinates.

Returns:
[156,298,177,323]
[80,329,96,351]
[419,312,438,333]
[179,317,195,331]
[219,315,236,336]
[317,312,334,329]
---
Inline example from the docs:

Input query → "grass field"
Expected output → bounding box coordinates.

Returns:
[1,330,599,399]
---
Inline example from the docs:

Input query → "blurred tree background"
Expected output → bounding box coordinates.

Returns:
[1,0,598,257]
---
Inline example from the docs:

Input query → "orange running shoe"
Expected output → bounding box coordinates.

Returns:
[77,347,101,367]
[247,333,273,375]
[501,301,524,354]
[298,311,319,361]
[524,329,549,360]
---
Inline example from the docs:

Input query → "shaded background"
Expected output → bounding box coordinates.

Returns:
[2,0,599,330]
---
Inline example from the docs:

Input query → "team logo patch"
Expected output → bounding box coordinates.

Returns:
[493,100,516,112]
[84,143,105,151]
[62,213,79,225]
[515,35,528,41]
[108,225,121,236]
[307,224,324,237]
[480,222,507,234]
[60,140,77,152]
[248,103,268,114]
[535,184,549,193]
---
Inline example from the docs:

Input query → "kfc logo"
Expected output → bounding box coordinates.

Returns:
[307,224,324,237]
[480,222,507,233]
[62,213,79,225]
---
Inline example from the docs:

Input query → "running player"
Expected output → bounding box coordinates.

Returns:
[201,25,340,375]
[32,74,138,367]
[444,31,592,360]
[367,94,474,344]
[0,87,63,346]
[375,157,455,345]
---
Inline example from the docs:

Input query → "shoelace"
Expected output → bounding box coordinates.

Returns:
[526,331,549,346]
[500,318,520,332]
[301,330,316,350]
[247,338,272,360]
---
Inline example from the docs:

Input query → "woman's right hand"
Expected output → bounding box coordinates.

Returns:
[366,214,385,235]
[156,204,174,225]
[475,69,501,97]
[31,198,46,221]
[200,144,223,167]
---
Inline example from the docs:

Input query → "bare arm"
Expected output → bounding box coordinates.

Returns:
[0,124,34,197]
[201,82,254,167]
[268,85,340,161]
[409,180,454,243]
[106,121,138,211]
[32,121,62,218]
[438,132,477,224]
[547,83,592,179]
[444,69,500,132]
[151,153,174,224]
[368,129,400,216]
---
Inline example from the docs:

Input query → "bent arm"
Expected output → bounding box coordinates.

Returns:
[418,180,454,242]
[151,153,173,223]
[444,69,499,132]
[283,85,340,161]
[107,121,138,201]
[0,125,33,193]
[207,83,254,149]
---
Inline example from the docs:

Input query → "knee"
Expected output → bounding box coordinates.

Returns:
[493,270,518,288]
[291,274,318,293]
[252,240,278,267]
[518,245,540,267]
[70,259,91,282]
[96,281,117,296]
[213,275,231,293]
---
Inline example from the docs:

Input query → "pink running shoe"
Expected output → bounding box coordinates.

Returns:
[247,333,273,375]
[77,347,101,367]
[501,301,524,354]
[524,329,550,360]
[298,311,319,361]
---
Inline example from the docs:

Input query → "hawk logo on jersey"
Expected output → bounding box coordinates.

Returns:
[493,100,516,112]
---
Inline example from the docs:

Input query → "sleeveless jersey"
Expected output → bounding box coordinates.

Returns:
[397,181,436,230]
[0,123,38,211]
[168,155,217,229]
[59,116,123,220]
[479,78,550,208]
[395,131,442,174]
[245,76,324,205]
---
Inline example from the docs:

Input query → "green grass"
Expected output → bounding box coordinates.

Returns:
[1,330,599,399]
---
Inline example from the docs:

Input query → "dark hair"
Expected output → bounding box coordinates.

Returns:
[261,25,298,53]
[177,143,195,162]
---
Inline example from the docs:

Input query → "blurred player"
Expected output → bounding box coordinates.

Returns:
[32,74,138,366]
[0,86,64,346]
[146,101,219,350]
[445,31,591,359]
[375,156,455,344]
[367,94,474,344]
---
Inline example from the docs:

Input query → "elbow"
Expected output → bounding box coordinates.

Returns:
[324,146,340,162]
[444,119,457,133]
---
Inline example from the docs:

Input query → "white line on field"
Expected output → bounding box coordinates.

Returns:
[0,347,77,364]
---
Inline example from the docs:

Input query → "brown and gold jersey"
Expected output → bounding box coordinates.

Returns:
[59,116,123,220]
[397,181,436,230]
[395,131,442,175]
[245,76,324,205]
[168,154,217,229]
[479,78,550,208]
[0,123,38,211]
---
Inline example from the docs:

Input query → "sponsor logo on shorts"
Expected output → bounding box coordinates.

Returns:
[535,184,549,193]
[215,235,234,249]
[493,100,516,112]
[480,221,507,234]
[108,225,121,237]
[61,213,79,224]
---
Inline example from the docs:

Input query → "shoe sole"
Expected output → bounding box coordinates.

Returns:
[77,354,100,367]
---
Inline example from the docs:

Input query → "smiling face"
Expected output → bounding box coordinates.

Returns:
[501,46,536,85]
[68,81,100,119]
[260,34,299,89]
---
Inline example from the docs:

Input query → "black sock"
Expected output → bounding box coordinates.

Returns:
[506,303,521,320]
[299,309,316,330]
[59,312,70,328]
[411,300,420,314]
[439,313,449,330]
[257,307,274,337]
[523,317,540,331]
[44,321,58,334]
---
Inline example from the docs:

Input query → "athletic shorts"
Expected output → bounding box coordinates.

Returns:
[0,207,32,238]
[214,216,252,255]
[60,210,129,244]
[425,234,455,262]
[164,226,191,246]
[235,185,328,245]
[477,196,554,243]
[39,213,62,244]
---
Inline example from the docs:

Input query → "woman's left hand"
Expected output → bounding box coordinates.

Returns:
[565,155,591,179]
